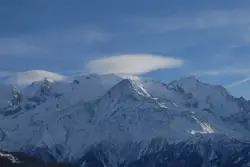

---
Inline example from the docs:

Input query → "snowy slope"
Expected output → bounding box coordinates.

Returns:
[167,76,244,116]
[0,73,250,166]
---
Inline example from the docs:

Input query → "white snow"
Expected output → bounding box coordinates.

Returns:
[0,73,249,162]
[0,152,20,163]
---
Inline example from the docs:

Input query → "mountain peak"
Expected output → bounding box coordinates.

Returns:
[168,75,227,93]
[104,79,152,101]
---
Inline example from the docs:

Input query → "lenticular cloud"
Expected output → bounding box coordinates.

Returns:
[87,54,183,75]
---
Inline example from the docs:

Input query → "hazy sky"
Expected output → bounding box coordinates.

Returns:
[0,0,250,99]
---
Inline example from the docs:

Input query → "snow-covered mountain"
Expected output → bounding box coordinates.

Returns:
[1,73,250,167]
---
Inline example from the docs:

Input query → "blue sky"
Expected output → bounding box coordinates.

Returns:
[0,0,250,99]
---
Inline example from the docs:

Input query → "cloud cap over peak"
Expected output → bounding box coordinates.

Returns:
[4,70,66,85]
[86,54,183,75]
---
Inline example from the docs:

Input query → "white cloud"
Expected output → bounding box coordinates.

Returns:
[194,68,250,76]
[3,70,66,85]
[86,54,183,75]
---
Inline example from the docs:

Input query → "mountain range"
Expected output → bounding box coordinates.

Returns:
[1,73,250,167]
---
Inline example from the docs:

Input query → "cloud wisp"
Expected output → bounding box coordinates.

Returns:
[61,28,115,44]
[194,68,250,76]
[86,54,183,75]
[0,38,45,57]
[0,28,114,57]
[226,77,250,88]
[3,70,66,85]
[193,68,250,89]
[0,71,13,78]
[134,9,250,33]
